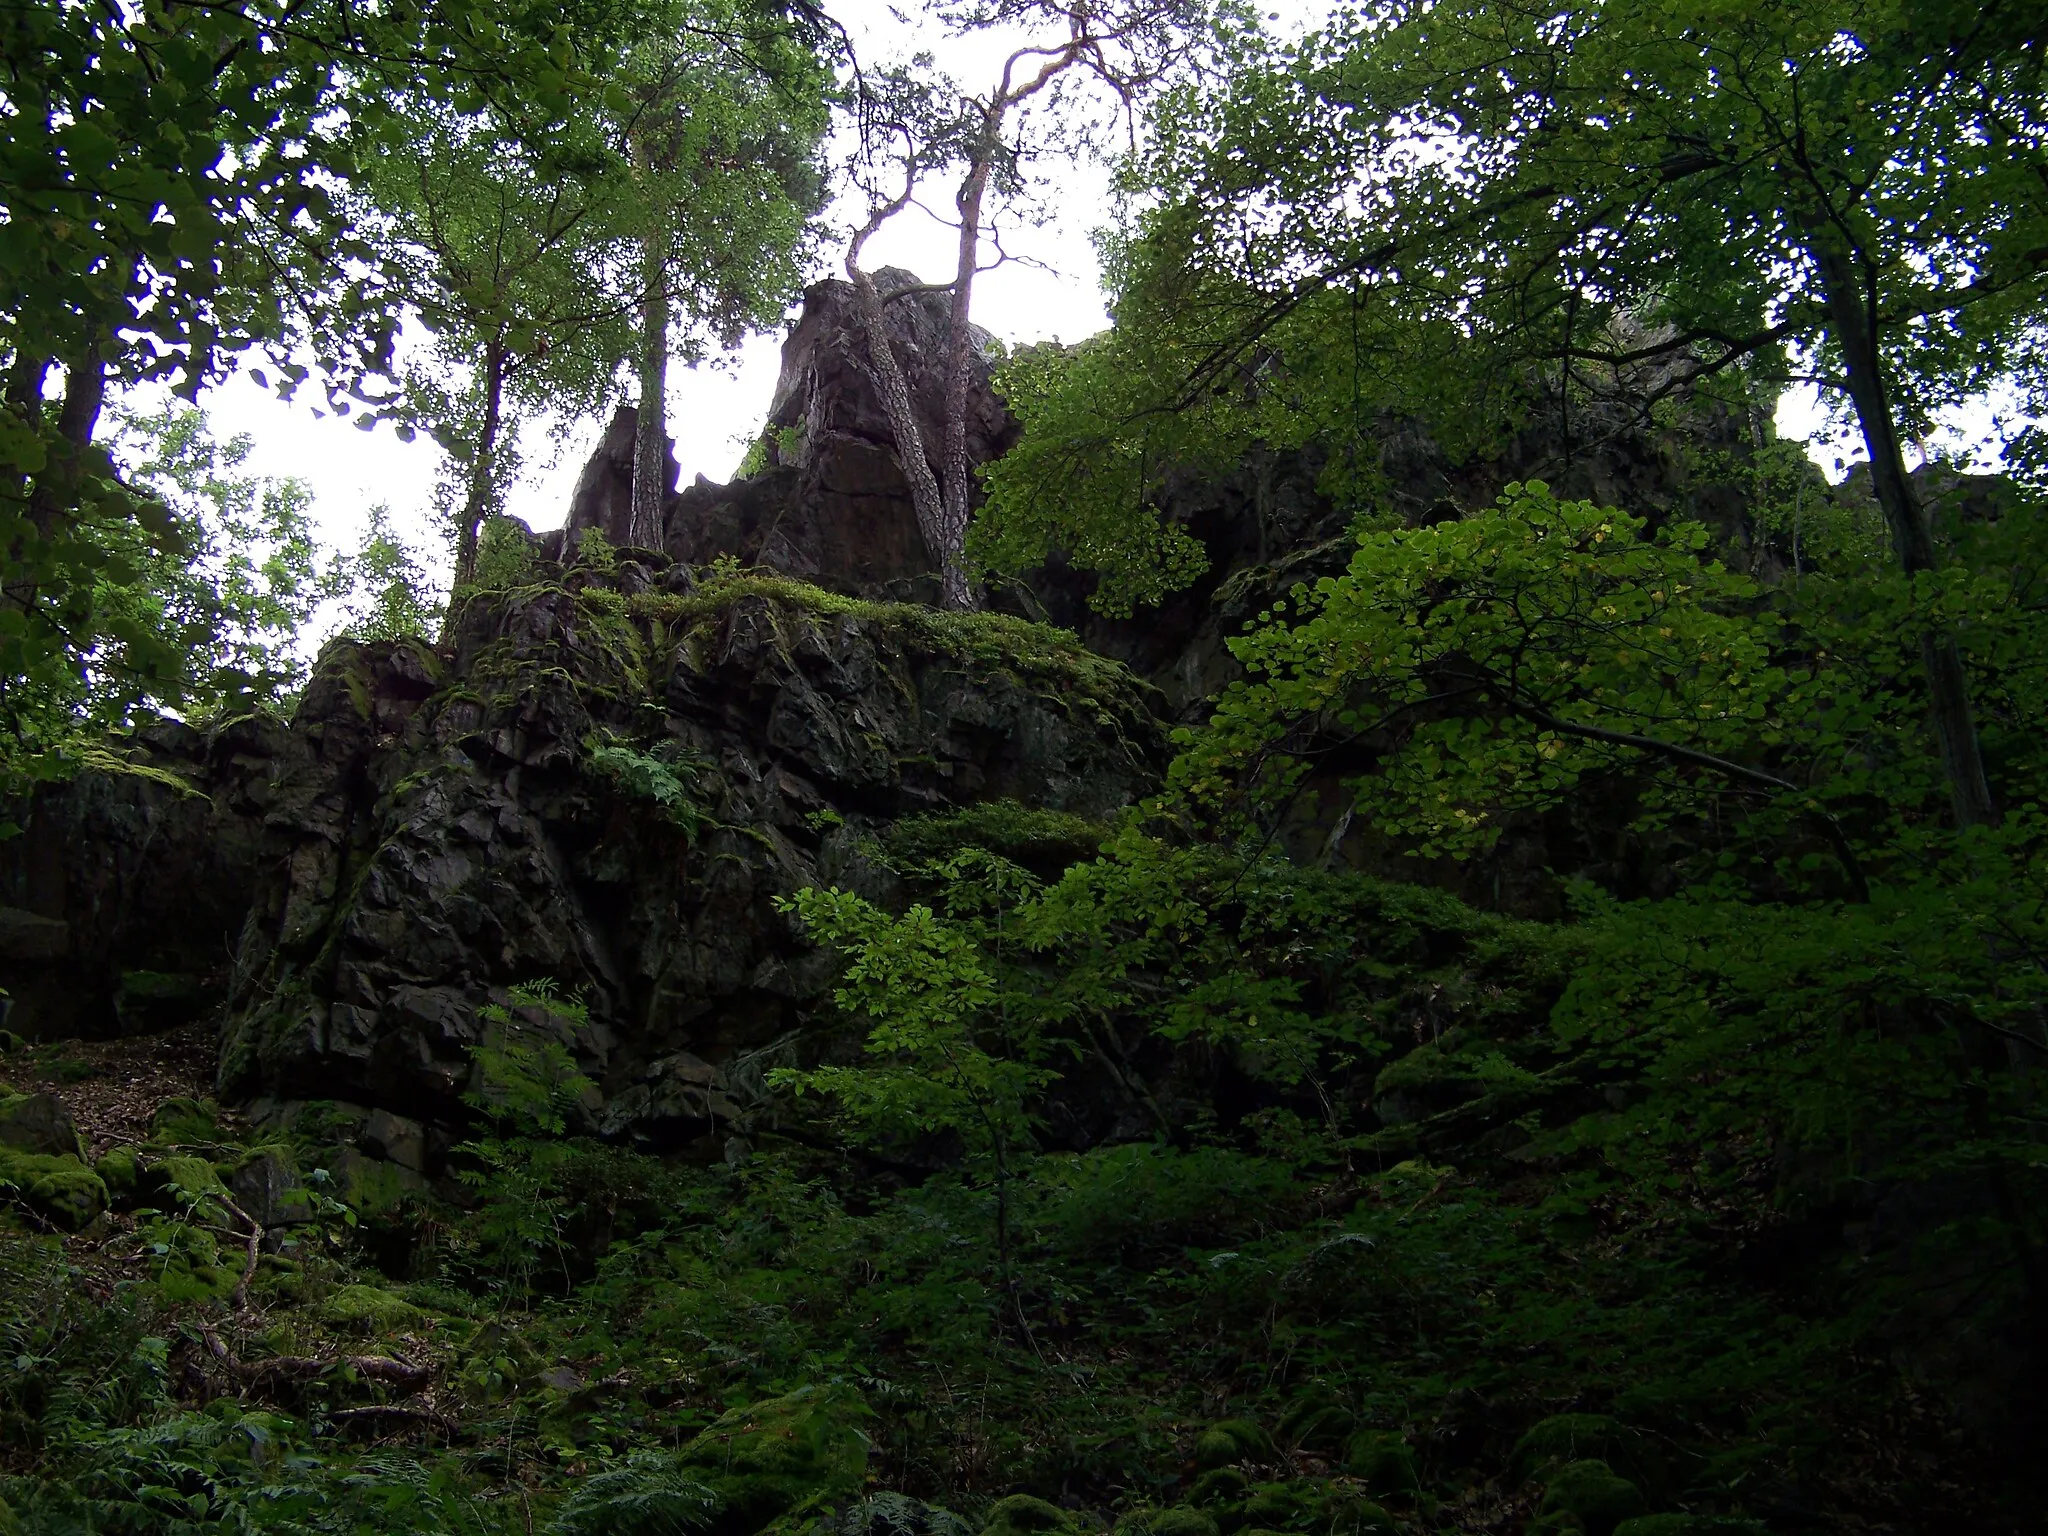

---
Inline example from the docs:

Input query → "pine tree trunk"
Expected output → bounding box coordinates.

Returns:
[1806,233,1997,829]
[936,133,996,614]
[629,140,670,553]
[847,262,950,591]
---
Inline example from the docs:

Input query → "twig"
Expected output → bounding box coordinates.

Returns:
[216,1193,263,1311]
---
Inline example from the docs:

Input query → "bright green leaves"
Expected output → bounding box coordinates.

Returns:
[978,337,1222,615]
[1171,483,1797,857]
[772,885,1044,1160]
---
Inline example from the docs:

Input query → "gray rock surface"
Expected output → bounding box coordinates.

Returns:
[199,561,1161,1149]
[0,716,293,1039]
[0,1090,86,1158]
[664,269,1018,601]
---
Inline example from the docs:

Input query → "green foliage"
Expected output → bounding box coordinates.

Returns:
[674,1385,872,1527]
[771,883,1049,1188]
[885,801,1109,875]
[979,337,1218,615]
[469,517,541,593]
[339,506,443,643]
[546,1455,719,1536]
[585,733,706,836]
[1175,482,1818,858]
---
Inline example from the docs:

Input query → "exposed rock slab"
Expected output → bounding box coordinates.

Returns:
[208,558,1162,1147]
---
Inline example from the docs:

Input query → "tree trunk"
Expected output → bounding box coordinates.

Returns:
[2,353,49,514]
[629,139,670,553]
[935,125,997,614]
[846,260,950,590]
[27,342,106,536]
[450,335,507,595]
[1806,232,1997,829]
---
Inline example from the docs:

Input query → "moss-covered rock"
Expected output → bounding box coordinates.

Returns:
[330,1147,429,1217]
[979,1495,1076,1536]
[1510,1416,1654,1488]
[1341,1431,1419,1496]
[1195,1418,1274,1468]
[0,1091,85,1159]
[1143,1509,1220,1536]
[228,1148,313,1226]
[149,1154,232,1220]
[0,1147,107,1230]
[143,1222,236,1302]
[1276,1389,1356,1454]
[94,1145,141,1201]
[677,1384,871,1531]
[1239,1486,1307,1529]
[318,1283,424,1334]
[1611,1519,1766,1536]
[1537,1462,1646,1536]
[148,1096,220,1144]
[1186,1469,1250,1508]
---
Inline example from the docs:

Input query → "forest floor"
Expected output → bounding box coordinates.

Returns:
[0,1017,2031,1536]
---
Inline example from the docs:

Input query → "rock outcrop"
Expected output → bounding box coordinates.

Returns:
[663,269,1018,600]
[0,553,1161,1156]
[0,717,298,1040]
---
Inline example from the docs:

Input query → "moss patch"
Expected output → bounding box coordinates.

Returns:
[677,1384,871,1531]
[319,1283,425,1334]
[0,1148,107,1230]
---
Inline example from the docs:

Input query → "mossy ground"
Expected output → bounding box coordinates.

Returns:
[0,1060,2006,1536]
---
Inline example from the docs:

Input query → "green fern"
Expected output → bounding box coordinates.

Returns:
[545,1455,719,1536]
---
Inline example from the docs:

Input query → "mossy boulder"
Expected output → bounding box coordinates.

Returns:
[1612,1519,1766,1536]
[1186,1469,1250,1508]
[1195,1418,1275,1469]
[148,1096,220,1144]
[1276,1390,1356,1454]
[228,1148,313,1226]
[677,1384,871,1531]
[330,1147,429,1217]
[1511,1416,1661,1490]
[0,1147,107,1230]
[979,1496,1076,1536]
[1537,1462,1646,1536]
[1143,1509,1220,1536]
[319,1283,424,1334]
[1239,1486,1307,1529]
[1341,1431,1419,1496]
[149,1154,232,1219]
[94,1145,142,1200]
[0,1091,85,1159]
[144,1222,237,1302]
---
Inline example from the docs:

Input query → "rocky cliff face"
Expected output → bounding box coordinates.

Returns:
[0,272,1851,1153]
[0,551,1160,1166]
[622,272,1811,723]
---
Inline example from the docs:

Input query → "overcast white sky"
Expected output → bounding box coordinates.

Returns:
[168,0,2002,589]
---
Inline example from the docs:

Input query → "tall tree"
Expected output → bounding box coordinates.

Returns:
[351,104,636,595]
[0,0,661,759]
[844,0,1211,611]
[987,0,2048,827]
[618,0,833,550]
